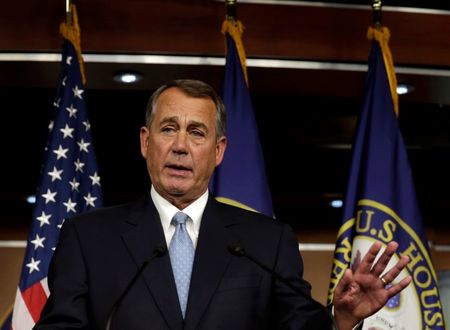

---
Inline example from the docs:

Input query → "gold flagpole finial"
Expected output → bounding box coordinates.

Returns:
[225,0,237,21]
[372,0,382,28]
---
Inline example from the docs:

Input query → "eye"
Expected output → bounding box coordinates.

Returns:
[190,129,206,138]
[161,125,176,134]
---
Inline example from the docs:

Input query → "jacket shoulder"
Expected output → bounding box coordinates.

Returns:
[210,198,286,233]
[64,197,150,231]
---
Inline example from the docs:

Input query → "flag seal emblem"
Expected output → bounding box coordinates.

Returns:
[329,199,445,329]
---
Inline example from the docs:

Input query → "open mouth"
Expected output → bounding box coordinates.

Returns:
[166,164,191,174]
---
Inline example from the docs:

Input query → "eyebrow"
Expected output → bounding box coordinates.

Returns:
[159,116,179,126]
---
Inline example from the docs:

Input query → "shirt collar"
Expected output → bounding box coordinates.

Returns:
[150,185,208,234]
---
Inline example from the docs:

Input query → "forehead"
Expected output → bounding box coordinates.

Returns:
[154,87,216,122]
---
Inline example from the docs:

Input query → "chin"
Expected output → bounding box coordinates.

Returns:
[167,188,188,197]
[164,183,190,197]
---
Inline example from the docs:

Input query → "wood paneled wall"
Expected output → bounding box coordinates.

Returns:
[1,1,450,67]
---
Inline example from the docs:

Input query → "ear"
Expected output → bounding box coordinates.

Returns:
[140,126,149,159]
[215,136,227,166]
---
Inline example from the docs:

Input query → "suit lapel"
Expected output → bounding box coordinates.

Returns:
[184,198,235,330]
[121,197,183,330]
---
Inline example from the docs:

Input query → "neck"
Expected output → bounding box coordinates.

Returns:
[169,198,193,210]
[152,186,207,210]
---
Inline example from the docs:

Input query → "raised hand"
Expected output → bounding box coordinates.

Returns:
[332,241,411,330]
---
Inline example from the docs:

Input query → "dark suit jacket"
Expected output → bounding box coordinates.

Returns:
[35,195,332,330]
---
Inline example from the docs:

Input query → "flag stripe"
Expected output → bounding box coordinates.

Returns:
[12,289,35,330]
[41,278,50,297]
[21,281,48,322]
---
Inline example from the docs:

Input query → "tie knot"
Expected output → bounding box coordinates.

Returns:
[171,211,188,226]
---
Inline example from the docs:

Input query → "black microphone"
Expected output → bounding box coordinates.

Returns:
[105,246,167,330]
[227,244,337,330]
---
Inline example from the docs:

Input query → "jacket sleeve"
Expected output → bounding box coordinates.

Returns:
[272,224,336,330]
[34,219,90,329]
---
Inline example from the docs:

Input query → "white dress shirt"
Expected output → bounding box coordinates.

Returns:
[150,185,208,249]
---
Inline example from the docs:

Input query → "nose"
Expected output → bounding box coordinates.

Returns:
[172,131,188,155]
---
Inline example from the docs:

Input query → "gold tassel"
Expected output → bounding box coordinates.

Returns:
[367,26,399,116]
[221,19,248,85]
[59,4,86,84]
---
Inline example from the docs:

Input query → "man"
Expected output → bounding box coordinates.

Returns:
[35,79,411,330]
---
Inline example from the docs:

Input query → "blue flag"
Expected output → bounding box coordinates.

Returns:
[10,16,103,329]
[210,23,273,217]
[328,32,446,329]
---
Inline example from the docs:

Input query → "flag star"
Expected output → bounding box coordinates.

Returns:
[41,188,57,204]
[66,104,78,118]
[36,211,51,227]
[63,198,77,213]
[83,120,91,131]
[53,98,61,108]
[62,76,68,86]
[53,144,69,160]
[72,85,84,99]
[84,193,97,207]
[69,178,80,191]
[30,234,45,250]
[26,258,41,274]
[74,158,85,172]
[48,166,63,182]
[66,56,72,65]
[48,120,54,132]
[90,172,101,186]
[78,139,90,153]
[60,124,74,138]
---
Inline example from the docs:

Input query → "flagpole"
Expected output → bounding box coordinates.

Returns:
[225,0,236,21]
[372,0,382,27]
[66,0,72,24]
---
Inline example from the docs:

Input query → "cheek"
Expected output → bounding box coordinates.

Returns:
[196,150,219,174]
[145,145,165,171]
[148,137,168,157]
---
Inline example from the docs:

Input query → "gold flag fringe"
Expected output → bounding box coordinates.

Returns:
[59,4,86,84]
[221,19,248,85]
[367,26,399,116]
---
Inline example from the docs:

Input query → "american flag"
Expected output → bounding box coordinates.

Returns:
[10,38,103,329]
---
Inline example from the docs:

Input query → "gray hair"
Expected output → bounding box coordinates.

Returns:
[145,79,227,139]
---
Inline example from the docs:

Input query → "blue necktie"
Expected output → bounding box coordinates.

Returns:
[169,211,194,318]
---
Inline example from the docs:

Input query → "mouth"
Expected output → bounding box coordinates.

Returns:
[165,163,192,175]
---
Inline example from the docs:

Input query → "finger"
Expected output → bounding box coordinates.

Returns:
[386,275,412,298]
[334,268,353,297]
[371,241,399,277]
[357,241,383,274]
[380,254,410,284]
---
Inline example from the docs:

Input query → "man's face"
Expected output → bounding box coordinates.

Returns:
[140,87,227,208]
